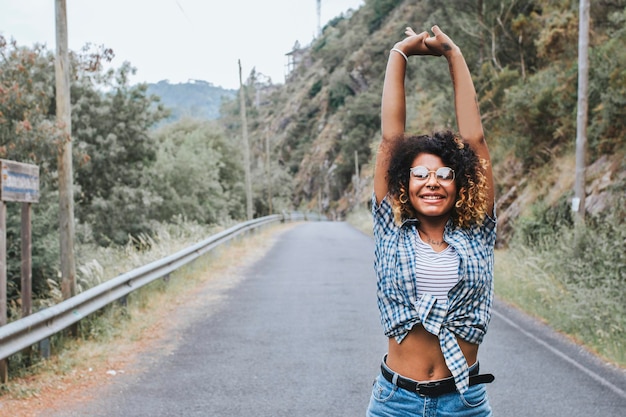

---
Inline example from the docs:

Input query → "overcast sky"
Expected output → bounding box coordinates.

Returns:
[0,0,364,89]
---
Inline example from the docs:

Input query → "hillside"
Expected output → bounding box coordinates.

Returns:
[147,79,236,123]
[219,0,626,245]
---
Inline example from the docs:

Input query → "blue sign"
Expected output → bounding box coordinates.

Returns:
[0,159,39,203]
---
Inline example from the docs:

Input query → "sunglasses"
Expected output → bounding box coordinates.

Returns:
[409,166,455,185]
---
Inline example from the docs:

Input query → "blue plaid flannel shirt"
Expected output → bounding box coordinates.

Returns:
[372,194,497,393]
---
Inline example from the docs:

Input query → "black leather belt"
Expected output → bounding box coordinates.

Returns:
[380,361,495,397]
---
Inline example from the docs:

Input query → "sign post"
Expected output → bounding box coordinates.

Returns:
[0,159,39,383]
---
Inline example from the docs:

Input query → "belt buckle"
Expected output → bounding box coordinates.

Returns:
[414,381,440,396]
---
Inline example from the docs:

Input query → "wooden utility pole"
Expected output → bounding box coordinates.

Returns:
[0,201,6,382]
[238,60,253,220]
[55,0,77,299]
[316,0,322,36]
[354,150,359,198]
[574,0,590,225]
[21,203,32,317]
[265,129,273,214]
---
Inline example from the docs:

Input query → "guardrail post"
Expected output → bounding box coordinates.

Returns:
[0,357,5,384]
[118,295,128,308]
[39,337,51,360]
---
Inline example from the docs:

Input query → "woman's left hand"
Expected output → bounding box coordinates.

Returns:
[424,25,461,58]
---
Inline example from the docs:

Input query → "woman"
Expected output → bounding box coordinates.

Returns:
[367,26,496,416]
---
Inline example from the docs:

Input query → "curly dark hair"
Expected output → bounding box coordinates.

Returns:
[387,130,489,228]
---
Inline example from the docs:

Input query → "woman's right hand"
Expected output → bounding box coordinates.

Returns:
[393,27,436,58]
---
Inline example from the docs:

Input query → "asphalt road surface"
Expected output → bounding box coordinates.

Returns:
[48,222,626,416]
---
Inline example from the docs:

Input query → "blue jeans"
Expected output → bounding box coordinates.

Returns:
[366,363,493,417]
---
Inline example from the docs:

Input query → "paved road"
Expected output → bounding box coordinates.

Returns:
[49,222,626,416]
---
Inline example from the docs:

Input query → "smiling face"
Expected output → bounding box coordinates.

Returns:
[408,153,457,223]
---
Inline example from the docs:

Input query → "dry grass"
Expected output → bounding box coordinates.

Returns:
[346,205,373,236]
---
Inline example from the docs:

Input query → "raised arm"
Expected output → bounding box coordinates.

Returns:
[375,29,433,204]
[426,25,495,214]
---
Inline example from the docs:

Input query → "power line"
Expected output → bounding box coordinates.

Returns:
[174,0,193,25]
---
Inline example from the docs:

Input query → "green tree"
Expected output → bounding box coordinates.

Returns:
[587,8,626,155]
[0,38,65,309]
[332,91,381,191]
[149,118,245,224]
[0,37,59,170]
[72,62,169,245]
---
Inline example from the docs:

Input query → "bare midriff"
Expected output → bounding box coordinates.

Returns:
[386,324,478,381]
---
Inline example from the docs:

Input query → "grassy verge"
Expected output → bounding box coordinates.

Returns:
[495,244,625,368]
[346,205,373,236]
[497,194,625,368]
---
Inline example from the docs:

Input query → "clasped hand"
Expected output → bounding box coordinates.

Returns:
[394,25,460,59]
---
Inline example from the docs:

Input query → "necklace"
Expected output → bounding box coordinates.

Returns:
[418,229,446,247]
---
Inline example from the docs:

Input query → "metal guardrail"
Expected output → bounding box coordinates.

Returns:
[0,212,324,362]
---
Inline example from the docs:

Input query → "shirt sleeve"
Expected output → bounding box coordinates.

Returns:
[372,193,397,239]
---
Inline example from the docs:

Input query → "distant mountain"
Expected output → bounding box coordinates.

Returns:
[146,80,236,123]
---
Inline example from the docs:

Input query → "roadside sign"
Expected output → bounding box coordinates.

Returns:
[0,158,42,383]
[0,159,39,203]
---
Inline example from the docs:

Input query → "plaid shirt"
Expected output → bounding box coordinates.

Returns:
[372,194,497,393]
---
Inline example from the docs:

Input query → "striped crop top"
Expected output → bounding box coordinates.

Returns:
[414,235,460,303]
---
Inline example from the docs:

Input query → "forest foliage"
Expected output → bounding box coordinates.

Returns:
[0,0,625,339]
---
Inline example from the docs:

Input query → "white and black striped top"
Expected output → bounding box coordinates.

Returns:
[414,234,460,303]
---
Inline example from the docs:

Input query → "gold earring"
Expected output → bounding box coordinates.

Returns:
[399,191,408,204]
